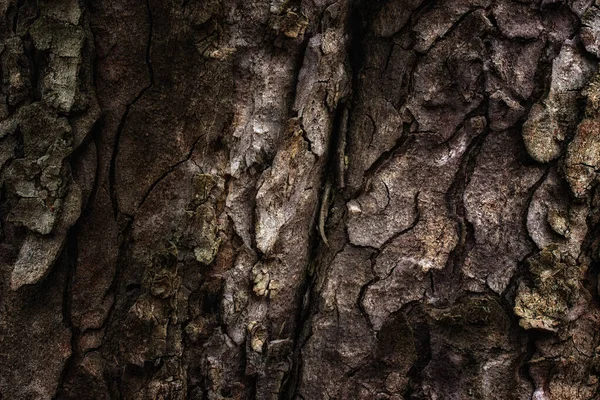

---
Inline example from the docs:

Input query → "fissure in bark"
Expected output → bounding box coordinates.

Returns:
[2,0,600,399]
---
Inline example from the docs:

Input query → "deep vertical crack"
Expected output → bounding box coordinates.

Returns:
[278,100,350,400]
[51,227,79,399]
[279,1,389,397]
[434,106,490,295]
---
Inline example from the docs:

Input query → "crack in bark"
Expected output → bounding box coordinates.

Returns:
[51,229,79,399]
[279,24,358,395]
[362,129,414,189]
[357,274,379,332]
[522,167,552,250]
[108,0,155,218]
[374,190,421,267]
[418,7,484,54]
[136,133,205,212]
[279,139,345,400]
[7,0,599,398]
[435,108,490,294]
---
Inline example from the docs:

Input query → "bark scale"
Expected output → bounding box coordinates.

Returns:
[1,0,600,399]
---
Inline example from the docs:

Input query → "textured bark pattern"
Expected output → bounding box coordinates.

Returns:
[2,0,600,399]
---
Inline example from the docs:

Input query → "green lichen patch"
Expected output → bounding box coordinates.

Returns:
[147,243,181,299]
[583,72,600,117]
[562,69,600,199]
[547,208,570,238]
[522,103,563,163]
[191,173,218,207]
[247,321,268,353]
[191,204,221,265]
[564,118,600,199]
[514,246,585,332]
[184,317,211,344]
[270,10,308,39]
[193,244,219,265]
[251,261,280,298]
[150,270,181,299]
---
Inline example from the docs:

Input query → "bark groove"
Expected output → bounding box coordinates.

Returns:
[2,0,600,399]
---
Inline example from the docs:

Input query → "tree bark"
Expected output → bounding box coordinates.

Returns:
[1,0,600,399]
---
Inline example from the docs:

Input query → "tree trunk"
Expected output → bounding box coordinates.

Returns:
[1,0,600,398]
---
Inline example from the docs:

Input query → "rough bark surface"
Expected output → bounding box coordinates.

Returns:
[2,0,600,399]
